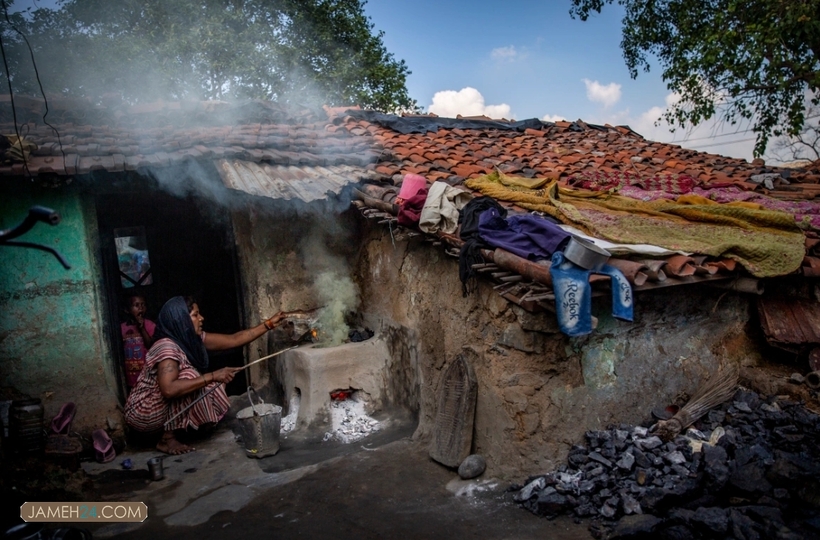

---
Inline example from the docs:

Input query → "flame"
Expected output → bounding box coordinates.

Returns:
[311,328,318,339]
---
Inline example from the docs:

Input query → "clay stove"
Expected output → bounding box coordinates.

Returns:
[276,335,391,431]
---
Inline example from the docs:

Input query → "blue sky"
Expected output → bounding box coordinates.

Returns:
[364,0,760,162]
[9,0,763,162]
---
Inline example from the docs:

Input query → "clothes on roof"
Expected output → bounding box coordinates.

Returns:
[458,197,508,296]
[567,170,698,194]
[478,209,570,261]
[396,188,429,228]
[465,171,805,278]
[419,181,473,235]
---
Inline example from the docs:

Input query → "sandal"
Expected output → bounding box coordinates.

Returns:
[50,402,77,434]
[92,429,116,463]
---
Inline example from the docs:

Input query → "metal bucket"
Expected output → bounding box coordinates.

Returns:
[235,387,282,459]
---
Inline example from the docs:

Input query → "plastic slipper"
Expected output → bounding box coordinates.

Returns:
[92,429,116,463]
[50,402,76,434]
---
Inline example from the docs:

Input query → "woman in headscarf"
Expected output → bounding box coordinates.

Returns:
[125,296,288,455]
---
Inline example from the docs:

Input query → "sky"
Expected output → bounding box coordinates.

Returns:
[363,0,763,163]
[7,0,768,163]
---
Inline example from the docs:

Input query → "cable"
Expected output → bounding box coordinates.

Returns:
[0,1,31,179]
[675,128,755,144]
[1,0,66,176]
[687,137,758,150]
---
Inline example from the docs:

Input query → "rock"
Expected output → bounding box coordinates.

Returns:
[663,450,686,465]
[599,502,617,519]
[788,373,804,385]
[616,453,635,471]
[536,490,569,518]
[702,444,729,490]
[632,426,648,438]
[691,506,728,534]
[729,462,773,496]
[607,514,662,538]
[638,436,663,451]
[632,447,651,469]
[458,454,486,479]
[621,494,642,515]
[588,451,613,468]
[656,524,696,540]
[734,400,753,413]
[729,508,761,540]
[514,476,545,502]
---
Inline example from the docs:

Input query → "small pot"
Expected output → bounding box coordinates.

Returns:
[147,457,164,481]
[563,236,611,271]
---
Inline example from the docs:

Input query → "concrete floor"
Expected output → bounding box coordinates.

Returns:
[71,419,593,540]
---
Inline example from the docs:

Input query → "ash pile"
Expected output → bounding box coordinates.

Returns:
[322,392,382,444]
[512,390,820,539]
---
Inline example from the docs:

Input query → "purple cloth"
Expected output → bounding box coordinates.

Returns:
[478,209,571,260]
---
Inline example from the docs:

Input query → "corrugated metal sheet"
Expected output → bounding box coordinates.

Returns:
[758,297,820,346]
[215,159,368,202]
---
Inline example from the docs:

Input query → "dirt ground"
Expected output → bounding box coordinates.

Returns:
[87,438,594,540]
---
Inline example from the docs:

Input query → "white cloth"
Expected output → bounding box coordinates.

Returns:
[557,225,690,257]
[419,181,473,234]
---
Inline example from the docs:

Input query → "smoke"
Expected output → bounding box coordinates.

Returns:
[301,225,360,347]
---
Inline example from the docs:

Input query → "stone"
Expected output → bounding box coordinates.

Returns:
[730,462,773,496]
[514,476,545,502]
[588,451,613,468]
[702,444,729,490]
[457,454,486,479]
[657,524,696,540]
[729,508,761,540]
[632,426,648,438]
[616,452,635,471]
[734,400,753,413]
[788,373,804,385]
[599,502,616,519]
[536,490,569,518]
[621,494,642,515]
[632,448,652,469]
[691,506,728,534]
[663,450,686,465]
[638,436,663,451]
[607,514,662,538]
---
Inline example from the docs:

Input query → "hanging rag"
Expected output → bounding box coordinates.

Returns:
[478,209,571,260]
[419,181,473,234]
[397,188,429,228]
[458,197,508,296]
[550,251,633,337]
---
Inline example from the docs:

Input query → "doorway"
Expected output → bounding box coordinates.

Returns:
[95,183,247,400]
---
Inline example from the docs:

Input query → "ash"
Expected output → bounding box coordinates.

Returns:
[512,389,820,539]
[323,397,381,444]
[279,394,300,436]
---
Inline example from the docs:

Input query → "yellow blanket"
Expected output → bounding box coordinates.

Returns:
[465,171,804,277]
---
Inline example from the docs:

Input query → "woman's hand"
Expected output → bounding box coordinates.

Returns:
[210,366,242,384]
[264,311,287,330]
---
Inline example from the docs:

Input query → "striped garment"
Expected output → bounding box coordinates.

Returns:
[124,336,229,432]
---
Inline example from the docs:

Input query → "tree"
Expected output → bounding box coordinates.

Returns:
[570,0,820,156]
[0,0,418,112]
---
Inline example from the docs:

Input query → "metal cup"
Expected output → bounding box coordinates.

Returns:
[147,457,164,480]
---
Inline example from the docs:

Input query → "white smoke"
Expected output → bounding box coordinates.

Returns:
[314,270,360,346]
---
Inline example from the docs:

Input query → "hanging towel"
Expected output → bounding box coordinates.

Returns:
[397,188,429,228]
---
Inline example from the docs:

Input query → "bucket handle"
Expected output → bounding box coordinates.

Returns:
[246,386,265,417]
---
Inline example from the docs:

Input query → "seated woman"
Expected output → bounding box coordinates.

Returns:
[125,295,288,455]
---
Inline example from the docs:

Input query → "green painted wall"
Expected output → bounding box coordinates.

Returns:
[0,182,120,433]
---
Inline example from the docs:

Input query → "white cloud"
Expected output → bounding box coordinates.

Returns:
[428,87,512,119]
[583,79,622,108]
[542,114,567,122]
[491,46,518,61]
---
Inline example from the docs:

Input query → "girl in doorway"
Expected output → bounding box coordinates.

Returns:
[121,293,156,389]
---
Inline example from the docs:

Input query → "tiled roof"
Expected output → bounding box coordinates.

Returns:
[0,98,379,177]
[329,111,820,197]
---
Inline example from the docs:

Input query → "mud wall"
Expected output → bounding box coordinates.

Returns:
[0,184,119,433]
[230,198,363,387]
[356,223,762,479]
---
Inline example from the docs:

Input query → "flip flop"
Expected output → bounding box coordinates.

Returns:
[92,429,116,463]
[50,402,76,434]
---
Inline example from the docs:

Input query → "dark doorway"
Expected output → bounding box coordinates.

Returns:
[95,184,247,400]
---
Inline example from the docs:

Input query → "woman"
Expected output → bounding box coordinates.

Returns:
[125,296,288,455]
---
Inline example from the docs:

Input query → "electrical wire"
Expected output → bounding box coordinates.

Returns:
[687,137,758,150]
[1,0,67,176]
[0,0,31,179]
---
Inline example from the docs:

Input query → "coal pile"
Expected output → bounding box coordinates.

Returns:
[512,390,820,539]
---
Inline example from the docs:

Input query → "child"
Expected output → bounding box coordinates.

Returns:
[121,293,156,389]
